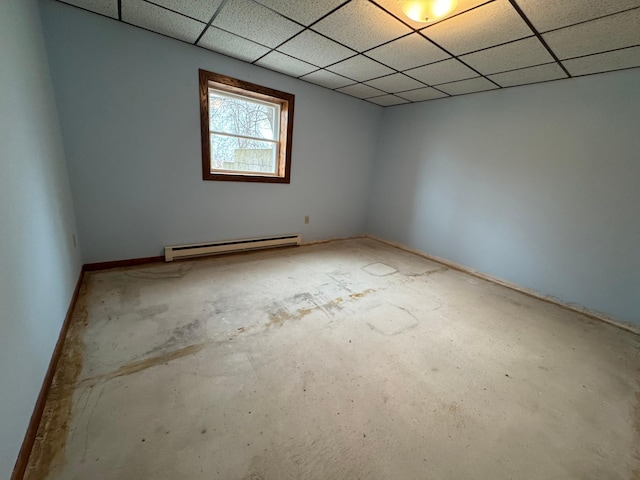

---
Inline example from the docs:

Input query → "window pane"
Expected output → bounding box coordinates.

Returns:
[209,90,279,141]
[200,70,294,183]
[210,133,278,174]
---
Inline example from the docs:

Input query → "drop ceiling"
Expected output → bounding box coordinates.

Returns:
[55,0,640,106]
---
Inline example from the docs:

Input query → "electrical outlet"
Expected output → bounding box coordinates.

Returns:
[304,215,310,224]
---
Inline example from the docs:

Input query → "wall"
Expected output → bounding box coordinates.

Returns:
[368,68,640,325]
[39,1,382,264]
[0,0,83,476]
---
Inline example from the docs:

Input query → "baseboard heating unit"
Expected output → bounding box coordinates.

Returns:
[164,234,302,262]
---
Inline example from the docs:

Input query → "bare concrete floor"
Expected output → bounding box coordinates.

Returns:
[27,238,640,479]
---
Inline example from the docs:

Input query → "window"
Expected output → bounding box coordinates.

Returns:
[199,69,295,183]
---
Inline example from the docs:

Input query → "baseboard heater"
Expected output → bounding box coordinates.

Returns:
[164,234,301,262]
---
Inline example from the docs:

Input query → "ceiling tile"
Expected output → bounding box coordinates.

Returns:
[563,46,640,76]
[327,55,394,82]
[256,51,318,77]
[311,0,412,52]
[423,0,532,55]
[405,58,478,85]
[148,0,225,22]
[59,0,118,18]
[543,9,640,60]
[337,83,386,98]
[254,0,347,25]
[365,73,425,92]
[437,77,498,95]
[460,36,554,75]
[488,63,567,87]
[122,0,206,42]
[198,26,270,62]
[366,33,450,71]
[517,0,640,32]
[299,69,355,89]
[212,0,304,48]
[396,87,448,102]
[374,0,489,30]
[367,95,410,106]
[278,30,355,68]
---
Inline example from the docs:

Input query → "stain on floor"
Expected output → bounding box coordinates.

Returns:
[126,263,193,279]
[147,318,205,355]
[633,387,640,479]
[83,341,213,385]
[26,238,640,479]
[24,284,91,480]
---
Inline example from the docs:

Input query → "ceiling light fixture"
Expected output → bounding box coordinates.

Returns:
[401,0,459,23]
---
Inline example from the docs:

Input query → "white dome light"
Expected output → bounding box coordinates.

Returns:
[401,0,459,23]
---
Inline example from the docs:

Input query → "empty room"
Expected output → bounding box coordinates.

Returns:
[2,0,640,478]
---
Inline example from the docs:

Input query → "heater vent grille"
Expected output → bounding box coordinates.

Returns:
[164,234,301,261]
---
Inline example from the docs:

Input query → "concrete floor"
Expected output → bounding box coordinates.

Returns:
[26,238,640,479]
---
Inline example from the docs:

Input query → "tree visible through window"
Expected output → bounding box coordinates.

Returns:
[209,90,278,173]
[199,70,294,183]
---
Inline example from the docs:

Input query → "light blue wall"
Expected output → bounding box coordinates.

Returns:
[368,69,640,325]
[0,0,83,476]
[40,1,383,264]
[1,5,638,474]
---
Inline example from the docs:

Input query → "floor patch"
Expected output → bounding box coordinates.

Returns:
[367,303,419,335]
[363,263,397,276]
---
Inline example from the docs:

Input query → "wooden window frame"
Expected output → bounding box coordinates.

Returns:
[199,69,295,183]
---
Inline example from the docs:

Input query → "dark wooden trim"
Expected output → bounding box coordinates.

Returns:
[282,90,294,182]
[11,267,85,480]
[84,256,164,271]
[201,70,295,101]
[203,173,292,183]
[199,69,294,184]
[199,69,212,183]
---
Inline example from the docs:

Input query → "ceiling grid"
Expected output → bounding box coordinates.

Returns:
[56,0,640,105]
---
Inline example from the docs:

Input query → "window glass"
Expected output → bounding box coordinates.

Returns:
[199,69,294,183]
